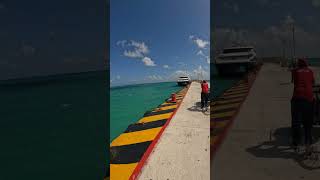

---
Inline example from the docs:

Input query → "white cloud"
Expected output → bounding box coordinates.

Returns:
[312,0,320,7]
[196,49,210,64]
[130,41,149,54]
[194,38,209,49]
[148,75,163,81]
[206,56,210,64]
[171,70,190,80]
[116,40,127,47]
[192,65,209,80]
[284,15,295,25]
[197,50,205,56]
[233,4,239,14]
[142,57,156,66]
[190,35,209,49]
[169,66,209,81]
[213,15,320,57]
[123,50,143,58]
[118,40,156,66]
[224,2,240,14]
[116,75,120,80]
[21,45,35,56]
[163,65,170,69]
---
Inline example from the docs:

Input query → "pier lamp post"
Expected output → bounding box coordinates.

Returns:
[292,24,296,66]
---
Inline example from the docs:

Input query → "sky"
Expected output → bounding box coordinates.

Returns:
[212,0,320,58]
[110,0,210,87]
[0,0,106,80]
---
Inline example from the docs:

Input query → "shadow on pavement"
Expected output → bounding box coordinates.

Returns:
[187,102,210,115]
[246,127,320,170]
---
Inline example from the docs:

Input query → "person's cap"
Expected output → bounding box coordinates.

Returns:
[297,58,308,67]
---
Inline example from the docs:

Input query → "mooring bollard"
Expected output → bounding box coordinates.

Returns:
[171,93,176,103]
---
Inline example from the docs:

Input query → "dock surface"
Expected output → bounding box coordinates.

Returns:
[212,63,320,180]
[138,82,210,180]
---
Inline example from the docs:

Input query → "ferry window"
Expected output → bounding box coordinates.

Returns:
[223,48,252,53]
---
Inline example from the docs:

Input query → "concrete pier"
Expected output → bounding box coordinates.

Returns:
[138,82,210,180]
[212,63,320,180]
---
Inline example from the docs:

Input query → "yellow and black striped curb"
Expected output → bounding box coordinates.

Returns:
[210,67,261,156]
[210,80,249,145]
[109,86,189,180]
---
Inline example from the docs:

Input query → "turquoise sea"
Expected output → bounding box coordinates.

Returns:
[308,58,320,66]
[110,82,182,142]
[0,71,108,180]
[110,78,240,142]
[211,77,241,99]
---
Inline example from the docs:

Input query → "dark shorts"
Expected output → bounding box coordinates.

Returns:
[291,98,313,145]
[201,92,209,108]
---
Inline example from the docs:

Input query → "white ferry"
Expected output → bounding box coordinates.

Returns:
[215,46,257,75]
[177,76,190,86]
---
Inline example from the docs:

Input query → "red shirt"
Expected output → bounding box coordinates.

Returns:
[292,67,314,102]
[201,83,209,93]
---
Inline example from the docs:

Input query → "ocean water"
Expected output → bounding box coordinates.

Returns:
[0,71,108,180]
[211,77,241,99]
[308,58,320,66]
[110,82,182,142]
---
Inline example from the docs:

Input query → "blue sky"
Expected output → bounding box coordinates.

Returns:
[212,0,320,57]
[110,0,210,87]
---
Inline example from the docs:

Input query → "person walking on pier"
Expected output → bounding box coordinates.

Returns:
[291,58,315,153]
[201,80,209,111]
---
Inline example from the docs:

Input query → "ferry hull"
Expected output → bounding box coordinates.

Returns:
[177,81,189,86]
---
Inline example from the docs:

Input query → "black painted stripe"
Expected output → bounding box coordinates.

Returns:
[211,116,232,122]
[143,108,175,117]
[158,103,177,107]
[210,127,225,136]
[217,95,245,101]
[222,94,246,100]
[110,141,151,164]
[212,107,236,114]
[223,91,248,96]
[124,119,167,133]
[213,100,243,106]
[226,88,249,93]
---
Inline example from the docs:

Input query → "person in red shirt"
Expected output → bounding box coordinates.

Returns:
[201,80,209,110]
[291,58,315,152]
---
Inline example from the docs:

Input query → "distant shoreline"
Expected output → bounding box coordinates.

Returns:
[111,81,175,89]
[111,80,210,89]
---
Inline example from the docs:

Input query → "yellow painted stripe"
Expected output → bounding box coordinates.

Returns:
[138,112,172,123]
[212,111,236,119]
[110,163,138,180]
[223,90,248,96]
[214,97,244,105]
[214,121,229,129]
[228,87,249,91]
[211,135,218,145]
[153,105,177,111]
[161,102,176,106]
[212,103,241,111]
[236,84,248,87]
[223,93,247,99]
[111,127,162,147]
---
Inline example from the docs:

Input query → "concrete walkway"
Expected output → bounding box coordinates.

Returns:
[212,63,320,180]
[138,82,210,180]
